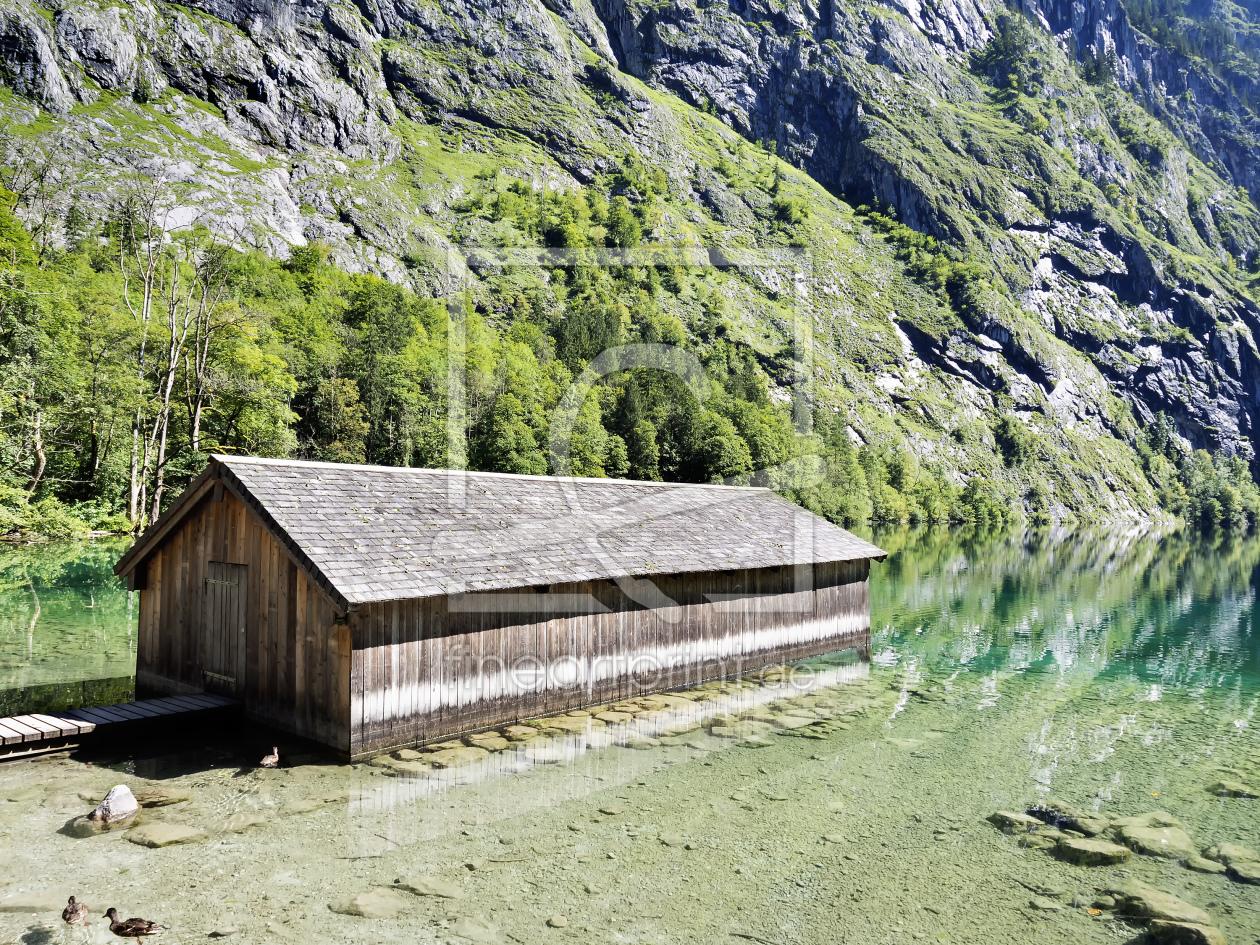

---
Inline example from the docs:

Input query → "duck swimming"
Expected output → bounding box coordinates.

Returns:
[259,746,279,768]
[103,908,164,936]
[62,896,89,925]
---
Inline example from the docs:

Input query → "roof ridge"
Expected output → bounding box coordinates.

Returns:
[210,454,772,492]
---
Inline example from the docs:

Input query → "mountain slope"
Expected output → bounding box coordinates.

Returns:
[0,0,1258,526]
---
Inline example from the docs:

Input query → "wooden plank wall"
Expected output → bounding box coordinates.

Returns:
[135,492,350,751]
[350,559,870,757]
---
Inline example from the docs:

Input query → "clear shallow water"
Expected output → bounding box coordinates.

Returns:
[0,541,136,711]
[0,528,1258,945]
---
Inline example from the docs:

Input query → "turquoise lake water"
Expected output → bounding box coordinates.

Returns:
[0,527,1256,944]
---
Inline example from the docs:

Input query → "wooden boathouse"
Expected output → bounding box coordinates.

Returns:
[114,456,885,758]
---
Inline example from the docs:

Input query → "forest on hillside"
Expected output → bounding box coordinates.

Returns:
[1,147,1257,540]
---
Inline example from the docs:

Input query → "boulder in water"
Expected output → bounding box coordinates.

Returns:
[1185,856,1227,874]
[1228,860,1260,885]
[125,822,207,847]
[1054,837,1131,865]
[134,787,192,808]
[1106,880,1211,926]
[88,785,139,825]
[329,888,410,919]
[986,810,1045,833]
[1146,920,1227,945]
[1026,798,1110,836]
[1202,842,1258,867]
[427,746,490,768]
[1118,823,1197,860]
[1205,780,1257,799]
[394,876,463,898]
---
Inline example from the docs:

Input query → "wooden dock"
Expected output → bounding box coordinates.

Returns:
[0,693,240,760]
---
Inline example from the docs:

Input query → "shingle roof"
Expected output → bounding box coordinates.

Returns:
[120,455,885,610]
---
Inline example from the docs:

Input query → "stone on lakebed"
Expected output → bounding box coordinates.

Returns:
[125,822,208,847]
[426,746,490,768]
[1228,861,1260,885]
[88,784,139,825]
[1118,824,1197,860]
[329,887,411,919]
[1205,780,1258,799]
[1054,837,1131,866]
[394,876,463,898]
[1147,920,1228,945]
[1106,880,1211,926]
[1185,856,1228,875]
[133,786,192,808]
[986,810,1044,833]
[1203,842,1258,867]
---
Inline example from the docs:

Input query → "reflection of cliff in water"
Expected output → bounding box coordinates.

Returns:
[870,526,1260,694]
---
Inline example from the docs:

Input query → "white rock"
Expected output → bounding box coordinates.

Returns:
[88,784,139,824]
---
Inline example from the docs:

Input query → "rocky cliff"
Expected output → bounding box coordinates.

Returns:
[0,0,1258,521]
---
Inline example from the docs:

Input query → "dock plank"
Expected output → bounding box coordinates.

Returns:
[28,714,84,736]
[112,702,164,719]
[174,694,230,710]
[1,694,242,757]
[97,703,155,721]
[46,713,96,735]
[63,706,129,725]
[146,696,208,712]
[0,717,43,742]
[9,715,64,738]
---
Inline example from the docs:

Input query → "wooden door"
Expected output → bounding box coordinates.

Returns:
[203,562,247,696]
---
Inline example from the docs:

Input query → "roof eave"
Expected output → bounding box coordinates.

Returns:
[113,466,216,578]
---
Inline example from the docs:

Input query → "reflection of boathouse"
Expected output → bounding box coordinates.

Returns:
[114,456,885,758]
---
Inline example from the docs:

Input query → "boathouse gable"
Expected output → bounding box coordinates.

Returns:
[115,456,885,758]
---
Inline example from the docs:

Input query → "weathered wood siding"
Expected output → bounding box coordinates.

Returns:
[349,559,869,757]
[135,491,351,750]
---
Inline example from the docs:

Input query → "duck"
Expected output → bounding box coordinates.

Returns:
[103,908,165,937]
[259,746,279,768]
[62,895,89,925]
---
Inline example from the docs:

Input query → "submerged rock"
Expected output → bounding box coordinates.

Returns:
[125,822,208,847]
[1202,843,1258,866]
[466,735,510,752]
[427,746,490,768]
[710,720,774,740]
[134,787,192,808]
[450,915,499,942]
[1026,798,1110,836]
[1185,856,1228,874]
[1228,861,1260,884]
[1205,780,1258,799]
[1146,920,1227,945]
[502,725,539,742]
[88,784,139,825]
[1118,823,1197,860]
[987,810,1045,833]
[214,812,267,834]
[329,888,410,919]
[1106,880,1211,926]
[1054,837,1132,865]
[395,876,463,898]
[280,797,326,816]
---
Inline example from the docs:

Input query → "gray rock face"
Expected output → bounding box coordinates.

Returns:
[0,0,1254,483]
